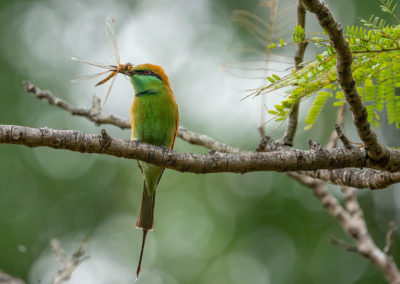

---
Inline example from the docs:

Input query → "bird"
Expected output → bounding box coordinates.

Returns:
[122,63,179,278]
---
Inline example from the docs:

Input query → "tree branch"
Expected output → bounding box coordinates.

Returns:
[326,105,345,149]
[6,3,399,282]
[330,237,359,254]
[289,172,349,221]
[23,81,400,176]
[177,127,245,154]
[0,270,24,284]
[384,221,396,255]
[289,172,400,283]
[341,186,400,284]
[51,237,89,284]
[23,81,130,129]
[2,124,400,173]
[299,169,400,189]
[23,81,243,154]
[261,126,400,188]
[296,117,400,189]
[0,123,378,173]
[289,99,400,282]
[300,0,390,166]
[280,0,308,146]
[334,123,354,150]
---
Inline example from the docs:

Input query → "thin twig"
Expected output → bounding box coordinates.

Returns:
[51,237,89,284]
[177,127,246,154]
[23,81,243,154]
[326,105,345,149]
[0,270,25,284]
[280,0,308,146]
[384,221,396,255]
[335,124,353,150]
[330,237,359,254]
[23,81,130,129]
[259,0,278,137]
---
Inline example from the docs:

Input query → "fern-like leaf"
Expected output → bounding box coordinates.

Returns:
[252,2,400,130]
[305,91,330,129]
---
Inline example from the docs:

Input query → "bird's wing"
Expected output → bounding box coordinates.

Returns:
[170,110,179,149]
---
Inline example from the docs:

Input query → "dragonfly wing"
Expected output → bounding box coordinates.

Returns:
[102,71,117,106]
[105,16,120,65]
[71,57,115,70]
[70,70,111,83]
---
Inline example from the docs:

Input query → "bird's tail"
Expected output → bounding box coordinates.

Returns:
[136,182,156,278]
[136,182,156,230]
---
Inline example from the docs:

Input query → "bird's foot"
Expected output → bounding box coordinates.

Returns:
[160,145,169,151]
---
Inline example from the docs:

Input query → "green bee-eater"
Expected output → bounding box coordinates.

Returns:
[71,18,178,277]
[124,63,179,277]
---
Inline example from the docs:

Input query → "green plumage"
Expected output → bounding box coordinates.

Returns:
[128,64,178,277]
[130,68,178,198]
[129,64,178,229]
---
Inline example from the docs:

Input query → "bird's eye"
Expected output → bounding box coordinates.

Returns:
[144,69,151,75]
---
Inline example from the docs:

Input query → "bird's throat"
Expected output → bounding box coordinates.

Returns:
[135,89,158,97]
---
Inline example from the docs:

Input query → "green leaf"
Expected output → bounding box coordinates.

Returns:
[272,74,280,80]
[254,14,400,130]
[305,91,330,129]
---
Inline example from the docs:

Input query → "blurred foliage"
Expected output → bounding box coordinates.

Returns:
[261,0,400,130]
[0,0,399,284]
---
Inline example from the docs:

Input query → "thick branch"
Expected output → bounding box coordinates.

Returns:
[300,0,389,165]
[2,124,400,173]
[260,129,400,188]
[3,123,391,173]
[300,169,400,189]
[292,111,399,189]
[296,112,399,189]
[22,82,400,186]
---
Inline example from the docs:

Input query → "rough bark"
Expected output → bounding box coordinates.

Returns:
[300,0,390,165]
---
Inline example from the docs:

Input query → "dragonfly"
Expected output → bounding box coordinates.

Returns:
[71,17,133,105]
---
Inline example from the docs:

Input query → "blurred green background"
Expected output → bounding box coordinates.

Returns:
[0,0,399,283]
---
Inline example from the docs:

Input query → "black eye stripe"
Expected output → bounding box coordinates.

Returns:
[135,69,162,81]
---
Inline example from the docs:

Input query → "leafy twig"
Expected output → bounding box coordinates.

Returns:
[281,0,308,146]
[301,0,390,165]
